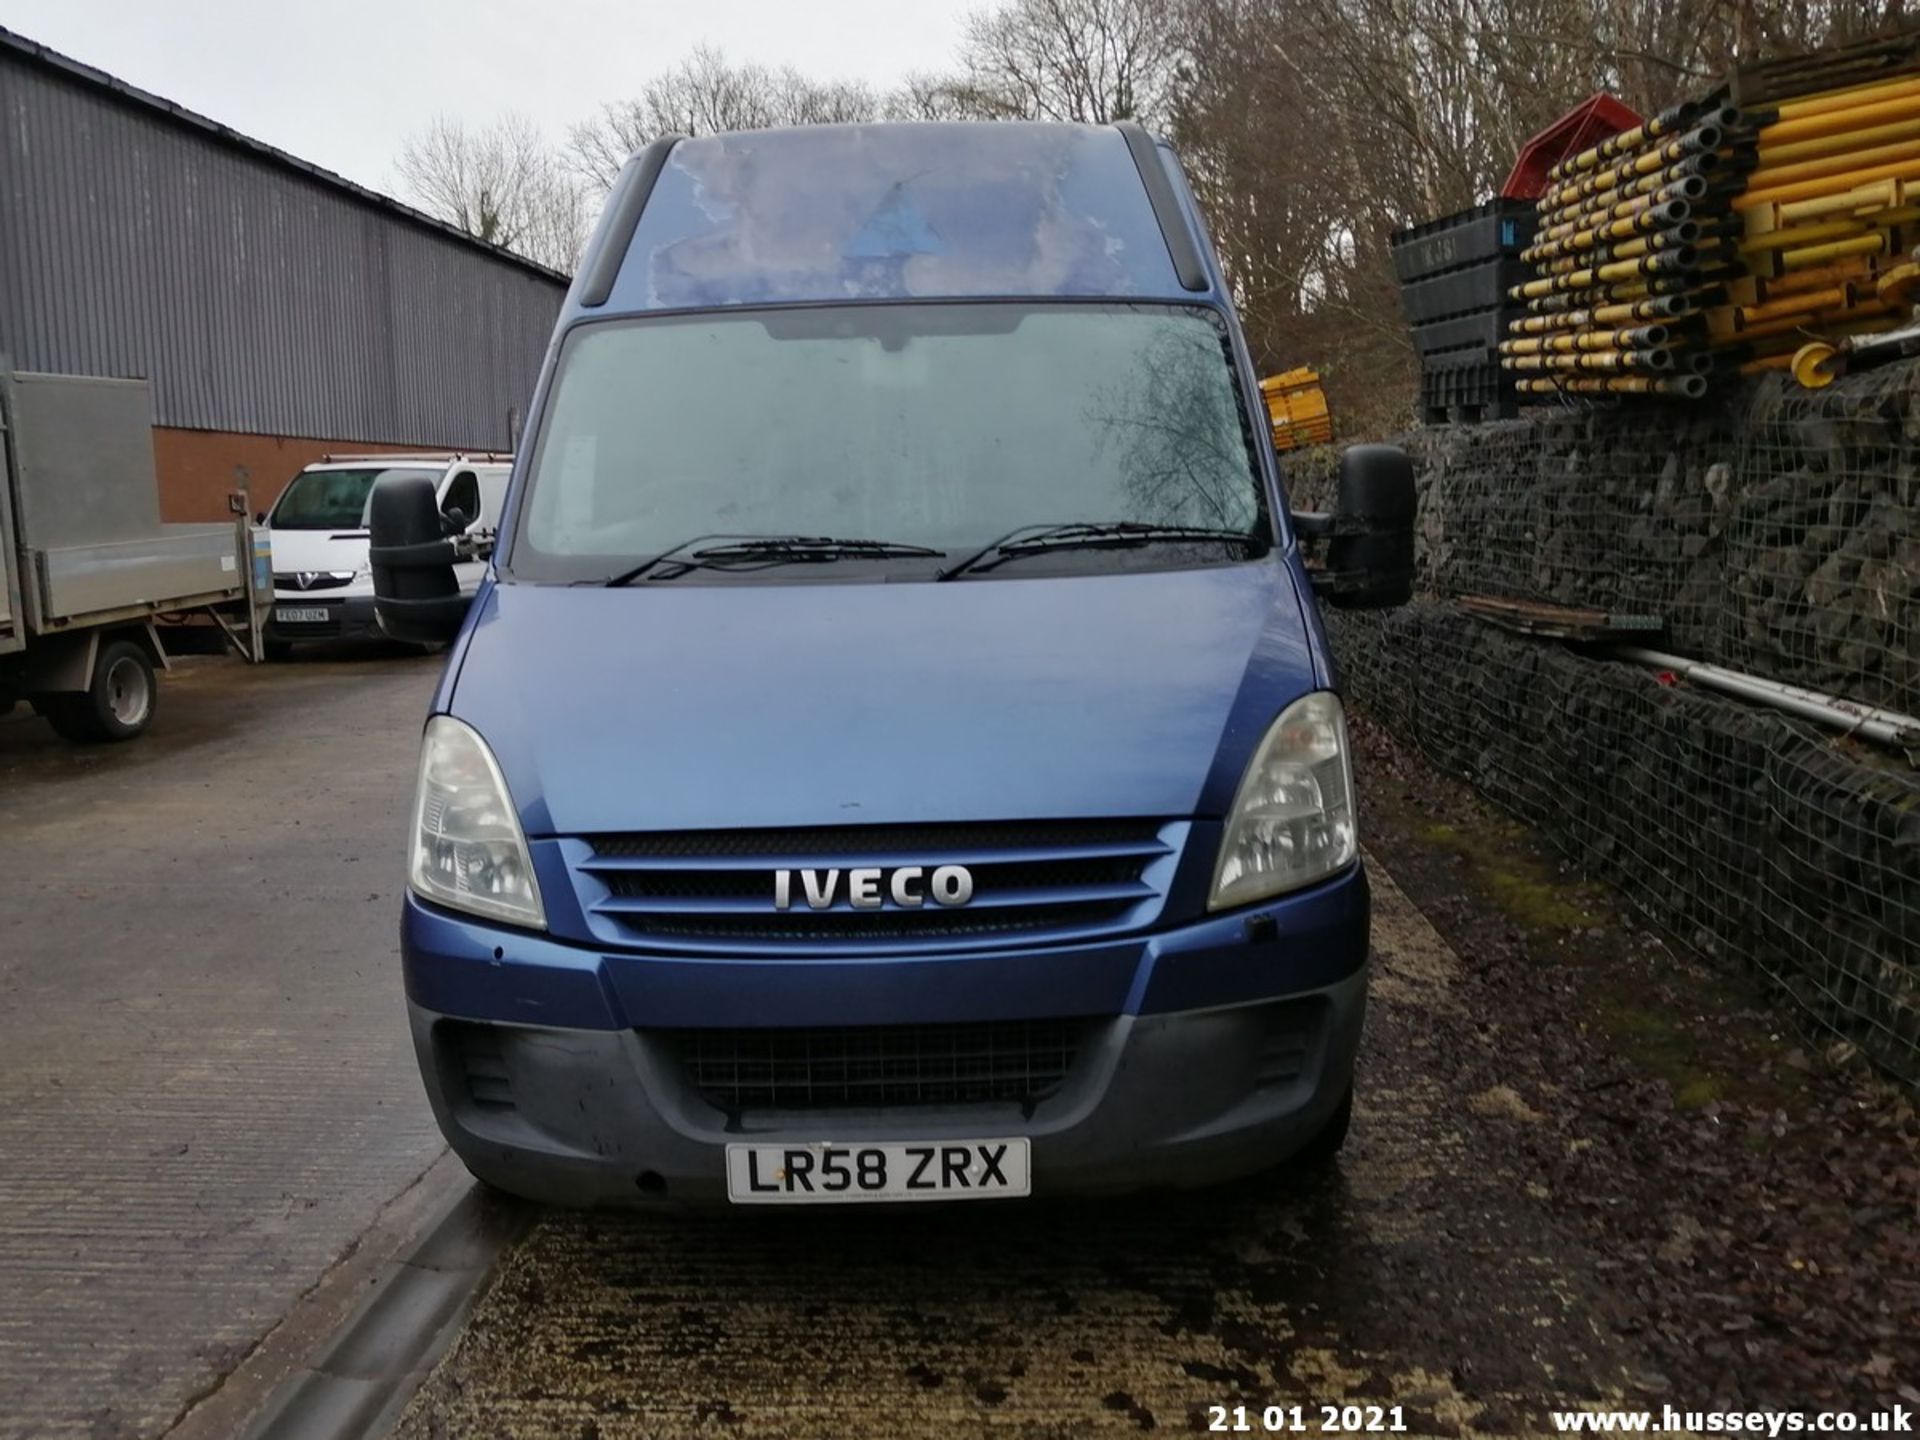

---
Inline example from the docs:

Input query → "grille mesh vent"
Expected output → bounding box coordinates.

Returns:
[662,1019,1088,1110]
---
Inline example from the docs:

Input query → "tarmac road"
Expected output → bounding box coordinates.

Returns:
[0,648,448,1440]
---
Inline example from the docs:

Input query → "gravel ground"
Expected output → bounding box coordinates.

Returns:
[388,712,1920,1438]
[1345,714,1920,1417]
[393,857,1655,1439]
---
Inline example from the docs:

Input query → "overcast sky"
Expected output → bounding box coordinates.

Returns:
[0,0,974,196]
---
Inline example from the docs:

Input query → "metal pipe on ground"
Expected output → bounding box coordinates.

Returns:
[1745,135,1920,191]
[1776,179,1905,225]
[1758,257,1874,294]
[1500,324,1671,355]
[1525,207,1696,265]
[1711,300,1898,346]
[1736,284,1855,325]
[1510,295,1697,331]
[1502,346,1675,372]
[1524,273,1702,311]
[1609,646,1920,752]
[1513,373,1707,397]
[1609,223,1705,261]
[1758,89,1920,147]
[1538,153,1726,225]
[1767,72,1920,125]
[1512,245,1702,300]
[1536,176,1710,242]
[1783,231,1889,269]
[1548,126,1727,209]
[1740,214,1888,252]
[1740,153,1920,208]
[1547,100,1700,181]
[1758,113,1920,167]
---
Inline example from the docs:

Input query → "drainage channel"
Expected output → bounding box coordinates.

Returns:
[236,1179,530,1440]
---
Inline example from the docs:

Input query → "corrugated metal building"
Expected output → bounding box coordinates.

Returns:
[0,27,569,519]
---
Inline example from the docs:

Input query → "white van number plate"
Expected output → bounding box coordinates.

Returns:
[274,607,330,624]
[725,1138,1030,1204]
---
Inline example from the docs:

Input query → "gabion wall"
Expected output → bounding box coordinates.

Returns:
[1289,364,1920,713]
[1287,369,1920,1088]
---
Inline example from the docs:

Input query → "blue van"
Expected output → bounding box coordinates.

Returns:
[370,121,1414,1207]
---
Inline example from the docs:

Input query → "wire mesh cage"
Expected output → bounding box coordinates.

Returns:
[1298,369,1920,1091]
[1734,365,1920,716]
[1329,601,1919,1089]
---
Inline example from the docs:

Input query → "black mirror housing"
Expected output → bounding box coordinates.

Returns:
[369,473,470,645]
[1291,444,1416,610]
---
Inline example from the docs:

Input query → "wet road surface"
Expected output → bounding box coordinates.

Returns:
[0,649,447,1440]
[391,864,1659,1438]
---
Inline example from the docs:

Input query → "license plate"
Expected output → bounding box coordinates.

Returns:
[274,606,331,624]
[725,1138,1030,1204]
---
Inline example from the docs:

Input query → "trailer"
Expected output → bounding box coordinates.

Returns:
[0,367,266,742]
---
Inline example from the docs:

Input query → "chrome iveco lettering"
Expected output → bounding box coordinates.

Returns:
[772,865,976,911]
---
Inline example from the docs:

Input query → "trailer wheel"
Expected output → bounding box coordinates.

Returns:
[44,639,157,743]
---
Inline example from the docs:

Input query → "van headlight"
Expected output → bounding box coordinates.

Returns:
[409,716,547,929]
[1209,691,1357,910]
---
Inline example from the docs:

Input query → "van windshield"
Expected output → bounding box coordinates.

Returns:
[511,303,1270,583]
[271,467,441,531]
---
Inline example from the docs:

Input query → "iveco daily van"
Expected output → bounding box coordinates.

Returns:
[370,122,1414,1206]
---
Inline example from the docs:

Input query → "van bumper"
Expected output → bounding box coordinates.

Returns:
[402,869,1370,1207]
[264,594,383,645]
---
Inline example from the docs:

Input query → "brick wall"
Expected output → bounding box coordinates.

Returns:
[152,428,502,523]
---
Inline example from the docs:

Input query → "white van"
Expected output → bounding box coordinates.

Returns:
[261,454,510,657]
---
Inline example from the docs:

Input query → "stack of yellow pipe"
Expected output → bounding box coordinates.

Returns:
[1501,100,1753,399]
[1258,368,1334,451]
[1706,73,1920,375]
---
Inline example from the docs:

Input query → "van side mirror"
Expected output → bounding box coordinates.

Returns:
[369,473,470,644]
[1290,444,1415,609]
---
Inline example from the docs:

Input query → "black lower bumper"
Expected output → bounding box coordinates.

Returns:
[264,596,382,645]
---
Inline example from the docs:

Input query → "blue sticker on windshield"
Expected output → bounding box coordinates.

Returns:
[609,123,1190,311]
[847,184,947,259]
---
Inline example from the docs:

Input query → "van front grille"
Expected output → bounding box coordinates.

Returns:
[573,818,1182,952]
[660,1019,1088,1110]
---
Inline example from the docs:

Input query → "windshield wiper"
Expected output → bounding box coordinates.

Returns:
[936,522,1265,580]
[604,535,945,586]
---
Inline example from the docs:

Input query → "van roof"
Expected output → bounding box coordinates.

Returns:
[572,121,1219,319]
[305,453,511,469]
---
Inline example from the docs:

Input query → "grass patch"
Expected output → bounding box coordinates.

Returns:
[1407,812,1596,934]
[1594,992,1747,1111]
[1481,866,1595,934]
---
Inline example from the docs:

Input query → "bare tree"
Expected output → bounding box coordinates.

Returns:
[955,0,1185,124]
[570,46,880,187]
[882,71,1009,121]
[396,113,587,272]
[1170,0,1911,433]
[401,0,1913,414]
